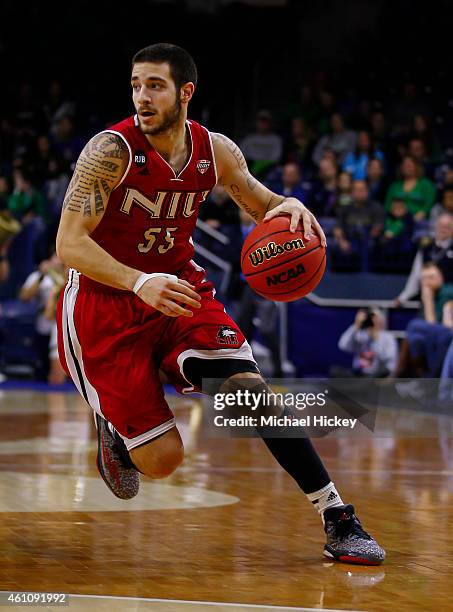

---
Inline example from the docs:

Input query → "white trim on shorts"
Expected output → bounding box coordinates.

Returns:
[176,341,257,393]
[61,269,176,451]
[61,270,102,414]
[122,417,176,451]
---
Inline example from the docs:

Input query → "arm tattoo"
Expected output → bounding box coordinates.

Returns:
[230,184,260,220]
[94,180,104,215]
[215,133,258,191]
[100,178,111,197]
[83,196,92,217]
[62,132,128,216]
[92,133,127,159]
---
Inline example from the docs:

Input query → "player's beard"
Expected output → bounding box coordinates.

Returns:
[139,97,182,136]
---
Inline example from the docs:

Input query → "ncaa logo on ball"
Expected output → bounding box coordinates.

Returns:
[266,262,306,286]
[249,239,305,267]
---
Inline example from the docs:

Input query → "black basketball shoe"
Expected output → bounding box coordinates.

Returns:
[94,413,140,500]
[323,504,385,565]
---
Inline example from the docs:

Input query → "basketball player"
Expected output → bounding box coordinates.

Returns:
[56,44,385,565]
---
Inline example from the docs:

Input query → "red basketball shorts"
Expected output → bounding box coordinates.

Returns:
[56,261,256,450]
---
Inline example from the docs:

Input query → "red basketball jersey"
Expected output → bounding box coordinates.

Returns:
[87,115,217,287]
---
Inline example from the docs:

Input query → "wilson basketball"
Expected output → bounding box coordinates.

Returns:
[241,216,326,301]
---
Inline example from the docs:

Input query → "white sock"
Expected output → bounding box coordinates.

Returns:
[306,482,343,524]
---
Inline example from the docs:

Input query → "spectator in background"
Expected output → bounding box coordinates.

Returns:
[342,131,384,180]
[0,175,11,210]
[50,115,84,165]
[383,198,414,242]
[0,176,21,283]
[34,135,55,185]
[8,169,46,223]
[44,156,71,248]
[338,180,384,239]
[43,157,70,221]
[396,263,453,379]
[366,157,388,203]
[312,112,356,166]
[240,110,282,178]
[315,90,336,135]
[285,117,314,169]
[309,157,338,217]
[331,181,383,272]
[19,253,65,382]
[418,262,453,323]
[370,111,389,151]
[385,156,436,221]
[336,308,398,377]
[411,114,442,165]
[373,198,415,271]
[395,213,453,304]
[44,80,76,127]
[336,172,353,208]
[407,137,436,181]
[279,163,307,202]
[430,186,453,228]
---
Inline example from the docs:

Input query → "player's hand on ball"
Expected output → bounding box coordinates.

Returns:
[137,277,201,317]
[264,197,327,247]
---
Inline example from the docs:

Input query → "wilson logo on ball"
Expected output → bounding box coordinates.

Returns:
[249,239,305,267]
[266,263,306,286]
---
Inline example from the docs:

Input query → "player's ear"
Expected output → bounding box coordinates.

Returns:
[180,82,195,104]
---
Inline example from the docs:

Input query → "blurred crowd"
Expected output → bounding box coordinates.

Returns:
[199,85,453,277]
[1,76,453,385]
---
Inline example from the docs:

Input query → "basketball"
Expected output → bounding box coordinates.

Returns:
[241,215,326,301]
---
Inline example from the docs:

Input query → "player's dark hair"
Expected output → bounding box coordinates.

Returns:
[132,43,197,91]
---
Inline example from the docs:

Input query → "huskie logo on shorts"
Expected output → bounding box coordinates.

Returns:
[216,326,238,345]
[197,159,211,174]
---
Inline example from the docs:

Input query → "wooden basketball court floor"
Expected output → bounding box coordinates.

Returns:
[0,388,452,612]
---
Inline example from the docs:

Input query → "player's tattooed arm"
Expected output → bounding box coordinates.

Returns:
[61,132,129,222]
[211,132,326,244]
[56,133,144,292]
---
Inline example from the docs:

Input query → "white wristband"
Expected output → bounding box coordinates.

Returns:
[132,272,179,294]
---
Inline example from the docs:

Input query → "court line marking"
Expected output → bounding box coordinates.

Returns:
[183,466,453,476]
[65,593,366,611]
[2,464,452,477]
